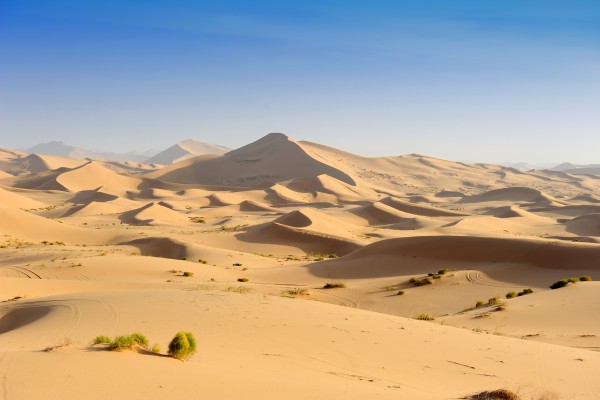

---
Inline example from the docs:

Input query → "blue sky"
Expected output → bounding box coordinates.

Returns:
[1,0,599,163]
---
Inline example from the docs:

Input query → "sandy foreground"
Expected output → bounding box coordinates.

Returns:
[1,133,599,399]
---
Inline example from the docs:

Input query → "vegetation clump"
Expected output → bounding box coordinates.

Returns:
[189,216,206,223]
[550,277,579,289]
[282,288,309,296]
[93,335,111,345]
[168,332,197,360]
[505,292,517,299]
[580,275,592,281]
[396,290,405,296]
[237,277,249,282]
[183,271,194,277]
[415,313,434,321]
[93,332,149,351]
[464,388,520,400]
[323,282,346,289]
[111,335,137,351]
[517,288,533,296]
[226,286,251,293]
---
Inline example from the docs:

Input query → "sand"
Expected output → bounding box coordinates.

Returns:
[1,133,599,399]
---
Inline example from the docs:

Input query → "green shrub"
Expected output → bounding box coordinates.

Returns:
[505,292,517,299]
[517,288,533,296]
[183,271,194,277]
[168,332,197,360]
[323,282,346,289]
[237,278,248,282]
[233,263,242,267]
[151,343,161,353]
[397,290,405,296]
[130,332,148,348]
[580,275,592,281]
[475,300,484,307]
[198,259,208,264]
[438,268,449,275]
[111,335,135,351]
[488,297,500,305]
[93,335,111,345]
[550,278,579,289]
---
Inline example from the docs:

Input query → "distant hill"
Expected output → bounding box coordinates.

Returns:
[25,141,156,162]
[145,139,230,165]
[551,162,600,175]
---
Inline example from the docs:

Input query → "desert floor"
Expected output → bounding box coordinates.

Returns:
[1,134,599,399]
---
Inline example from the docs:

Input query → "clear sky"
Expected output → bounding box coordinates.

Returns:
[1,0,599,164]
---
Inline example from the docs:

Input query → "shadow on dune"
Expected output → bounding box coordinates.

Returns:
[0,306,52,334]
[304,235,600,279]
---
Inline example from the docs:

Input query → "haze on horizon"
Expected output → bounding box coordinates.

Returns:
[1,0,599,164]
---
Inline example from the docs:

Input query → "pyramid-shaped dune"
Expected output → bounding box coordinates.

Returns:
[147,133,356,186]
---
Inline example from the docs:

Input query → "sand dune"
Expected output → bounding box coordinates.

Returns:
[349,201,443,228]
[147,133,356,186]
[0,205,110,244]
[379,196,468,217]
[569,194,600,203]
[530,204,600,217]
[237,209,364,256]
[443,282,600,348]
[460,187,555,203]
[119,202,190,225]
[145,139,230,165]
[56,161,142,195]
[0,185,45,209]
[564,214,600,237]
[285,174,377,202]
[319,235,600,274]
[0,151,86,176]
[2,288,598,399]
[481,205,549,219]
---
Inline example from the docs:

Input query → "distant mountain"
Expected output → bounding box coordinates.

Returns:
[145,139,230,165]
[551,162,600,175]
[551,162,579,171]
[497,162,557,171]
[25,141,156,162]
